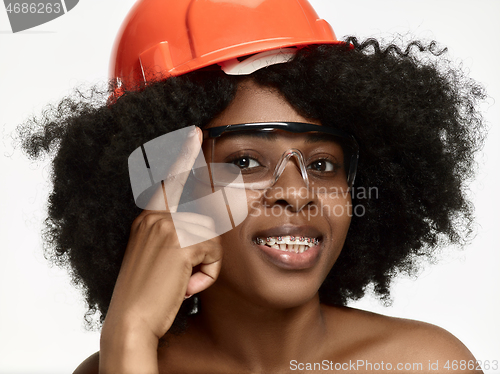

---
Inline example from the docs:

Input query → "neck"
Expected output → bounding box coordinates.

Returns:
[194,287,327,371]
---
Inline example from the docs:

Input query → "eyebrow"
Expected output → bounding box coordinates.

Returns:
[304,133,340,144]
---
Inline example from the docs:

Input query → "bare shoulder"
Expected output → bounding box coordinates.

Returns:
[322,305,482,373]
[73,351,99,374]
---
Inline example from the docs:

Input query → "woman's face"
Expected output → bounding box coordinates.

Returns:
[199,80,352,309]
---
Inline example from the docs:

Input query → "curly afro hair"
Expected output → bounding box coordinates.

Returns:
[18,38,486,332]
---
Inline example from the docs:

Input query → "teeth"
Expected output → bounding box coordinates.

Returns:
[255,235,320,253]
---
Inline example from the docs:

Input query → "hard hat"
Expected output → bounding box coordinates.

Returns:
[110,0,341,92]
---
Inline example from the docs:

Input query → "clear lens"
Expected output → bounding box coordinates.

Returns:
[201,129,350,190]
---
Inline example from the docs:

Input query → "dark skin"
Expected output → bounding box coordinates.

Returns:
[74,81,481,374]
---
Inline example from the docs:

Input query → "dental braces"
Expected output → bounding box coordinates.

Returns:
[255,236,320,246]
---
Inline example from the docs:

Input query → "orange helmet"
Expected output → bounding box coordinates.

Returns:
[110,0,341,91]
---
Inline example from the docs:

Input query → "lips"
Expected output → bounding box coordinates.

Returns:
[252,225,323,270]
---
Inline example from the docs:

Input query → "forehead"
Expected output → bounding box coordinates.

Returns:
[207,80,321,128]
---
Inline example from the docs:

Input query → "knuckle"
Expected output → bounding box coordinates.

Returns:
[130,215,143,230]
[197,237,223,260]
[131,211,153,231]
[152,217,175,234]
[185,248,200,265]
[141,212,159,227]
[184,243,205,264]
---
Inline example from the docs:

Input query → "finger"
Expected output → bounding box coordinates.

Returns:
[185,263,220,296]
[168,212,216,231]
[130,211,217,254]
[174,220,217,241]
[175,222,220,248]
[186,245,222,296]
[132,211,215,233]
[145,126,202,212]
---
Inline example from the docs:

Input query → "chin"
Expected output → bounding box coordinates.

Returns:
[254,280,323,310]
[216,242,336,310]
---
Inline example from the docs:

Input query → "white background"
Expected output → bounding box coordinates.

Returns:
[1,1,499,373]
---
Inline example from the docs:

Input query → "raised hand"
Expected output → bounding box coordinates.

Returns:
[99,127,223,374]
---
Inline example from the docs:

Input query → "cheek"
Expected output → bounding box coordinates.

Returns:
[247,190,264,218]
[318,193,352,259]
[319,194,352,227]
[188,182,248,233]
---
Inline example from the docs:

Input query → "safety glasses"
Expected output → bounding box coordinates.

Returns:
[193,122,359,190]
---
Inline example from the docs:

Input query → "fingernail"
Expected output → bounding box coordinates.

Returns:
[184,294,192,300]
[188,127,198,137]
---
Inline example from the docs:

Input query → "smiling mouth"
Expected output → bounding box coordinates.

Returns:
[254,235,320,254]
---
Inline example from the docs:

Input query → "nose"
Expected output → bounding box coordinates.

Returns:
[272,150,309,189]
[263,150,317,212]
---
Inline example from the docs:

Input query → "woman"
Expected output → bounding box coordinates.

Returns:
[13,0,491,373]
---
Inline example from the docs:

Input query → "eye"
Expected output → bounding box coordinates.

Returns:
[230,156,261,170]
[307,159,337,172]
